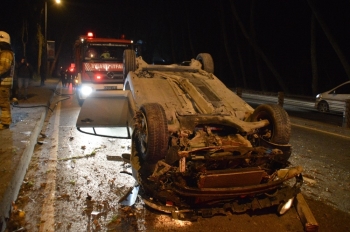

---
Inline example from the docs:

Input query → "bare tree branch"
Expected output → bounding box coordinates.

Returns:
[229,0,289,93]
[310,14,319,95]
[307,0,350,81]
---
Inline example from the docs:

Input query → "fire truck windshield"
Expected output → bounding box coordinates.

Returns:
[84,43,131,62]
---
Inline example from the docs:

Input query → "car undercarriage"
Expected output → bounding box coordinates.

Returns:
[77,51,304,219]
[130,104,303,218]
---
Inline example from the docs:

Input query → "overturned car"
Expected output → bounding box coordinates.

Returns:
[76,51,303,219]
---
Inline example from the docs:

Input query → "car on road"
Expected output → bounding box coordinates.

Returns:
[315,80,350,113]
[76,51,303,219]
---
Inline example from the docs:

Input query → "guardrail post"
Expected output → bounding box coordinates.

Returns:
[277,92,284,106]
[236,88,242,98]
[343,99,350,128]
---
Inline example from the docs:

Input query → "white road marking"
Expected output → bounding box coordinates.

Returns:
[291,123,350,140]
[39,91,61,232]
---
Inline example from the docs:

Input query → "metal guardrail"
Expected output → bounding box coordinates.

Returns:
[240,92,316,110]
[345,100,350,128]
[233,88,350,129]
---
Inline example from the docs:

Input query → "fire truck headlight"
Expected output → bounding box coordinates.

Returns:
[81,86,93,97]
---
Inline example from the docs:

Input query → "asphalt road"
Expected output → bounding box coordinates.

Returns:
[6,85,350,232]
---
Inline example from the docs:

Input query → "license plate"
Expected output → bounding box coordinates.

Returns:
[104,86,118,90]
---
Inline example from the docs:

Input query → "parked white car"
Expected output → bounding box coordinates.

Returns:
[315,81,350,113]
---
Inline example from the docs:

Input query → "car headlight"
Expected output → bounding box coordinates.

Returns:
[316,94,321,99]
[81,86,93,97]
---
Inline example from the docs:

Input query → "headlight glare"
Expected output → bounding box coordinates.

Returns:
[277,197,294,215]
[81,86,93,97]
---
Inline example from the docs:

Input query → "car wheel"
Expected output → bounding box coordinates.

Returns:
[136,103,169,163]
[123,49,136,81]
[317,100,329,112]
[251,104,291,145]
[196,53,214,73]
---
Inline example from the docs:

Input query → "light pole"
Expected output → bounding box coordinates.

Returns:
[43,0,61,86]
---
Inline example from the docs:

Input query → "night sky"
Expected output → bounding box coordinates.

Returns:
[1,0,350,96]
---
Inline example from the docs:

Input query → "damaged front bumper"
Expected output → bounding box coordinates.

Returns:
[139,167,303,220]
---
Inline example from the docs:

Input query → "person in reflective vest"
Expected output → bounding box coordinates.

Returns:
[0,31,14,130]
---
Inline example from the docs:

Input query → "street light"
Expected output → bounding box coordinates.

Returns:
[43,0,61,86]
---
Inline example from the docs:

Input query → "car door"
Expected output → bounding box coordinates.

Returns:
[76,90,136,138]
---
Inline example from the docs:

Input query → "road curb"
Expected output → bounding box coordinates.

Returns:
[0,80,59,232]
[0,112,48,232]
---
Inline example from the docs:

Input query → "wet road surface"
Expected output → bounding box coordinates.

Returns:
[6,85,350,232]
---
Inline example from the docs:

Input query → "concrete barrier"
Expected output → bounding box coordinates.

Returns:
[278,91,284,106]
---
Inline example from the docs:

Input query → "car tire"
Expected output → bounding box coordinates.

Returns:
[317,100,329,112]
[196,53,214,73]
[123,49,136,81]
[136,103,169,163]
[251,104,291,145]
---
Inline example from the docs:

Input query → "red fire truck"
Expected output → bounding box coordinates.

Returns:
[74,32,134,105]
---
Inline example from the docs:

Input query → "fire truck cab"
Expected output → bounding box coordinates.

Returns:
[74,32,134,105]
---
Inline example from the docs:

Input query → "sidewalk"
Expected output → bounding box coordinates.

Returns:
[0,78,59,232]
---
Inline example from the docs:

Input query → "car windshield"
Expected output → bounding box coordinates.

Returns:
[84,43,131,62]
